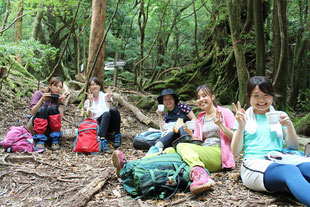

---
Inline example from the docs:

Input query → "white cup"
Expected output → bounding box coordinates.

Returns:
[157,104,165,112]
[186,120,195,130]
[266,111,281,125]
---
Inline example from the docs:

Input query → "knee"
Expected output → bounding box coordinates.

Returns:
[101,111,111,119]
[27,117,35,135]
[109,106,120,115]
[47,105,60,115]
[35,106,49,119]
[176,143,189,152]
[268,164,300,177]
[297,162,310,171]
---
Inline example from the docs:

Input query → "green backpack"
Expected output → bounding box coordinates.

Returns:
[119,153,191,200]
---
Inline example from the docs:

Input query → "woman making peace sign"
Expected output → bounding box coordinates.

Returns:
[231,76,310,206]
[175,84,236,195]
[84,77,122,152]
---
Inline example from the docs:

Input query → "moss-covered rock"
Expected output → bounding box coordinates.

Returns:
[137,96,157,111]
[295,113,310,136]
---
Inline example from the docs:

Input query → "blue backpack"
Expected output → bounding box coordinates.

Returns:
[119,153,191,200]
[133,130,162,150]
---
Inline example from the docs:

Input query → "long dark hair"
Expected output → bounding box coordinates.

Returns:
[246,76,275,104]
[195,84,218,107]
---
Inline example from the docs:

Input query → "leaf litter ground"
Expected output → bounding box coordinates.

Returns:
[0,93,305,207]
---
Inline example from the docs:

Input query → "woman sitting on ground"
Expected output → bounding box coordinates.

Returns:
[148,88,196,154]
[27,77,67,151]
[84,77,121,152]
[174,84,236,195]
[113,84,236,196]
[231,76,310,206]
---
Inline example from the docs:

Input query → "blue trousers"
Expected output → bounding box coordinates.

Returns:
[264,162,310,206]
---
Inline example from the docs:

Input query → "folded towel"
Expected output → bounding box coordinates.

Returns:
[245,106,283,139]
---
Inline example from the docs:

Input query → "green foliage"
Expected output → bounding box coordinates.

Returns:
[0,39,58,78]
[297,89,310,113]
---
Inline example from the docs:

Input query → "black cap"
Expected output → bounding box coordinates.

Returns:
[157,89,179,104]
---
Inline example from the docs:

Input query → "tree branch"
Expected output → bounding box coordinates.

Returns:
[0,11,33,35]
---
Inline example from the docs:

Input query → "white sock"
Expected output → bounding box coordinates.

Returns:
[155,142,164,152]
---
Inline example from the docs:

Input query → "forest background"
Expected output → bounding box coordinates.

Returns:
[0,0,310,206]
[1,0,310,113]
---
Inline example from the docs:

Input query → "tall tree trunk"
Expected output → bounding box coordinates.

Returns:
[273,0,288,110]
[83,28,86,73]
[241,0,253,34]
[76,34,80,74]
[253,0,265,75]
[15,0,24,64]
[226,0,248,106]
[273,0,280,78]
[86,0,106,86]
[135,0,149,87]
[32,8,44,42]
[192,0,198,60]
[174,25,180,67]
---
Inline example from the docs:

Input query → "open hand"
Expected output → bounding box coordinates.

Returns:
[232,101,246,128]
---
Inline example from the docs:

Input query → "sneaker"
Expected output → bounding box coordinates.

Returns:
[36,143,45,150]
[51,143,60,151]
[112,150,125,177]
[114,133,122,148]
[190,166,215,195]
[101,138,110,153]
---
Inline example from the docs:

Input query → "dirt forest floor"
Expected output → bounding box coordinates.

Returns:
[0,94,307,207]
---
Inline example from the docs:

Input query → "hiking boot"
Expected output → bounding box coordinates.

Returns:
[101,138,110,153]
[112,150,125,177]
[114,133,122,148]
[36,143,45,150]
[51,143,60,151]
[190,166,215,195]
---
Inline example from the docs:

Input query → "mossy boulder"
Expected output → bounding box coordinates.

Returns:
[137,96,157,111]
[295,113,310,136]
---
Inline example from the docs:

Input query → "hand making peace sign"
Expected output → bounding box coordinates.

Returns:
[106,86,116,101]
[232,101,247,128]
[213,108,223,127]
[85,89,93,102]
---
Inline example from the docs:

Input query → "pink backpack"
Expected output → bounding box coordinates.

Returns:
[1,126,36,152]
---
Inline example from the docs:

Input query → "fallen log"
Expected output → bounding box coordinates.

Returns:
[61,167,112,207]
[113,93,158,128]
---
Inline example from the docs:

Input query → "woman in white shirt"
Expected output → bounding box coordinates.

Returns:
[85,77,121,152]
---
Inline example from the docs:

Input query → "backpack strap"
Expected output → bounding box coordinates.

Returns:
[162,162,187,200]
[133,169,156,200]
